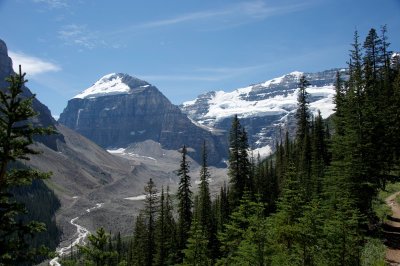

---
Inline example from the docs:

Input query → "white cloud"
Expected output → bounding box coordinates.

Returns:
[58,24,97,49]
[238,0,310,19]
[136,9,231,29]
[8,51,61,76]
[58,24,123,50]
[114,0,312,33]
[32,0,68,9]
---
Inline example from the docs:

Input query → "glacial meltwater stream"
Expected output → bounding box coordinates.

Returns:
[49,203,104,266]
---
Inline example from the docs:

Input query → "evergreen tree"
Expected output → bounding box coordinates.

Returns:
[198,141,212,231]
[197,141,219,261]
[295,75,311,143]
[239,128,252,193]
[310,111,328,196]
[182,219,210,266]
[164,186,178,265]
[0,67,55,265]
[295,75,313,199]
[321,196,363,266]
[228,115,251,206]
[144,178,158,266]
[232,199,268,266]
[132,214,147,265]
[177,145,193,261]
[220,183,230,227]
[269,164,305,253]
[78,227,117,266]
[333,70,346,136]
[154,186,178,266]
[154,187,166,266]
[296,199,324,265]
[217,190,264,265]
[116,232,122,264]
[228,115,243,204]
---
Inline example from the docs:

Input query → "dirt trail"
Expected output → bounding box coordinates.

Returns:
[385,191,400,265]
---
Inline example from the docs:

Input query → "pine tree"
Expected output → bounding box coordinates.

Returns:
[182,219,210,266]
[239,128,252,193]
[295,75,311,143]
[310,111,328,196]
[164,186,178,265]
[218,190,264,265]
[0,66,55,265]
[228,115,251,207]
[154,187,166,266]
[228,115,243,204]
[295,75,313,199]
[78,227,117,266]
[198,141,212,236]
[333,70,346,136]
[220,183,230,227]
[269,164,305,252]
[154,186,178,266]
[144,178,159,266]
[116,232,122,263]
[177,145,193,261]
[321,196,363,266]
[132,214,147,265]
[232,198,268,266]
[296,198,324,265]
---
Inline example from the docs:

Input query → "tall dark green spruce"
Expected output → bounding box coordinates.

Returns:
[177,145,193,261]
[0,67,54,265]
[78,227,117,266]
[217,190,264,265]
[228,115,251,207]
[197,141,212,237]
[197,141,219,261]
[295,75,311,143]
[154,187,167,266]
[144,178,159,266]
[310,111,329,196]
[154,186,178,266]
[132,214,147,265]
[295,75,313,199]
[328,28,400,219]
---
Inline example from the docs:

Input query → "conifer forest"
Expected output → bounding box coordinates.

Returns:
[1,27,400,266]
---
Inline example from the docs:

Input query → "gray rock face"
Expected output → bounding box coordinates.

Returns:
[59,74,228,166]
[0,39,64,150]
[181,69,349,155]
[0,39,13,85]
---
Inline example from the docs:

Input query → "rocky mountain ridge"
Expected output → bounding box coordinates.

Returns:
[0,39,63,150]
[0,38,173,250]
[181,68,348,156]
[59,73,228,166]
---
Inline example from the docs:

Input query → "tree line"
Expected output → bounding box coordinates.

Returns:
[0,66,57,265]
[61,26,400,266]
[0,26,399,265]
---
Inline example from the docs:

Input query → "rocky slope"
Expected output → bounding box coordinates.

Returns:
[181,69,348,156]
[0,38,172,248]
[59,73,228,166]
[0,39,63,150]
[0,39,228,253]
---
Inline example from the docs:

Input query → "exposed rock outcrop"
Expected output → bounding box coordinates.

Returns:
[59,73,228,166]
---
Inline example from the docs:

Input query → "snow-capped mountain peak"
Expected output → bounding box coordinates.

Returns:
[260,71,303,87]
[74,73,150,99]
[180,68,348,158]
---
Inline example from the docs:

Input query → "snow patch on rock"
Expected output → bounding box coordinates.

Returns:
[74,73,131,99]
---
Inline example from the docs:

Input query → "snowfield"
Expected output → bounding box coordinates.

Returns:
[199,84,335,124]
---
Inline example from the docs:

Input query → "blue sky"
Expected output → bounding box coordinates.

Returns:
[0,0,399,118]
